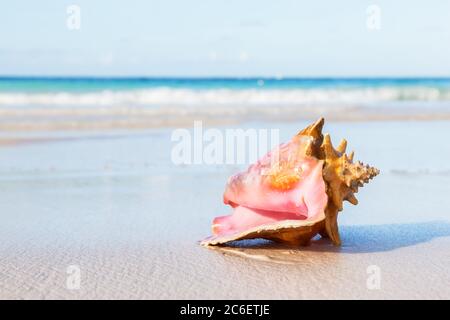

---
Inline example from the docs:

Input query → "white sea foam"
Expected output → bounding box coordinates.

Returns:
[1,87,450,130]
[0,87,449,108]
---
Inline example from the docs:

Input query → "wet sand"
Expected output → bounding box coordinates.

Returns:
[0,120,449,299]
[1,104,450,132]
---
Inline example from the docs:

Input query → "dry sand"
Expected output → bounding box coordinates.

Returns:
[0,120,449,299]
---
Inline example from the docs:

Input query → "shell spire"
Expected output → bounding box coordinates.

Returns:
[298,118,380,245]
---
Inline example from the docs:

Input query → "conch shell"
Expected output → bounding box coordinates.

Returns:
[201,118,379,247]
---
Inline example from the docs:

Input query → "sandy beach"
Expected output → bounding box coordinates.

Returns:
[1,120,449,299]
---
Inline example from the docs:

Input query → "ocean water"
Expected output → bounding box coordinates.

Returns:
[1,77,450,130]
[1,77,450,105]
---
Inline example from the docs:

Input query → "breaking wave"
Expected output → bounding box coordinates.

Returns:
[1,87,450,108]
[1,85,450,130]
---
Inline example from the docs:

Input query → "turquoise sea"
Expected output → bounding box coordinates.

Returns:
[1,77,450,92]
[1,77,450,107]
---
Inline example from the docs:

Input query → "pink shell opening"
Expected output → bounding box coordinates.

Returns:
[210,135,328,238]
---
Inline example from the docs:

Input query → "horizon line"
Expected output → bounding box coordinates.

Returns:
[1,75,450,81]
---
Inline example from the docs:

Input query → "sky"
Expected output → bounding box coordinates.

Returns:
[0,0,449,77]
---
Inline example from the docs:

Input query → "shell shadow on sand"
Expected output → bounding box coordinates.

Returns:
[204,221,450,263]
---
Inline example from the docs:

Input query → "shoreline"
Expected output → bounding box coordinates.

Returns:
[1,108,450,133]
